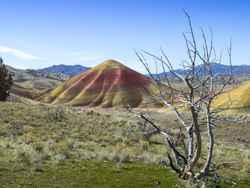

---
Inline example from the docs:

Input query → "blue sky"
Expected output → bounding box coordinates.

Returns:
[0,0,250,73]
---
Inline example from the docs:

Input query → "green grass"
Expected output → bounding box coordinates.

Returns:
[0,160,248,188]
[0,160,180,188]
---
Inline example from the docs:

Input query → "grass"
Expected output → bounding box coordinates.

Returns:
[0,101,250,187]
[0,102,168,165]
[0,160,180,188]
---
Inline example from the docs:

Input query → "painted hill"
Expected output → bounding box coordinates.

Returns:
[37,64,90,77]
[45,59,159,107]
[214,81,250,109]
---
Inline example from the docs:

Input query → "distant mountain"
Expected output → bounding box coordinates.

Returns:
[153,63,250,78]
[37,64,90,77]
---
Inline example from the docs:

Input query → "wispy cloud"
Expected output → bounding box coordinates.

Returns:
[0,45,40,60]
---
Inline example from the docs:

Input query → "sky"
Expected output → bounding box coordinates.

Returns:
[0,0,250,73]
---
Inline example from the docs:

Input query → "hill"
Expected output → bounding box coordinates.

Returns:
[37,64,90,77]
[7,65,36,81]
[45,59,160,107]
[214,81,250,109]
[7,65,63,89]
[6,65,62,99]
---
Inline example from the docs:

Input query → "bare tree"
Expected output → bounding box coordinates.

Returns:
[131,11,233,182]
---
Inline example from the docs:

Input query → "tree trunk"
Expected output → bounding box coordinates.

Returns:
[189,107,202,170]
[187,125,194,161]
[201,104,214,175]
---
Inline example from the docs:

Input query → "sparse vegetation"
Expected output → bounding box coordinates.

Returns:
[0,101,249,187]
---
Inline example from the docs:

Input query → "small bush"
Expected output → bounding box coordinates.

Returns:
[9,121,24,138]
[47,106,66,121]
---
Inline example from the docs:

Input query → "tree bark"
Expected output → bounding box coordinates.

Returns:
[187,125,194,161]
[201,103,214,175]
[189,106,202,170]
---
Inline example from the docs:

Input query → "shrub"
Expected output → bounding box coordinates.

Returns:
[47,106,65,121]
[0,57,13,101]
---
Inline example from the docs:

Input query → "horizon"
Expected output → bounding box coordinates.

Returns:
[5,59,250,72]
[1,0,250,73]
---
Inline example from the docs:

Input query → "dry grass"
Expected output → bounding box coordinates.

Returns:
[0,101,249,187]
[214,80,250,109]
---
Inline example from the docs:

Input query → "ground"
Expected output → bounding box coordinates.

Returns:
[0,101,249,187]
[0,160,180,188]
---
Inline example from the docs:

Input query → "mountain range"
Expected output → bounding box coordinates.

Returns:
[153,63,250,78]
[8,63,250,80]
[37,64,90,77]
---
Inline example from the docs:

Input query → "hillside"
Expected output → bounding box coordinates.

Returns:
[214,81,250,109]
[5,65,62,99]
[7,65,36,81]
[7,65,63,89]
[45,59,160,107]
[37,64,90,77]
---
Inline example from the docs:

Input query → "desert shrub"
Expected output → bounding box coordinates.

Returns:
[0,57,13,101]
[79,149,97,160]
[140,140,149,152]
[52,139,75,160]
[9,121,24,138]
[15,150,32,166]
[33,142,44,153]
[14,145,44,168]
[47,106,66,121]
[103,151,131,163]
[116,152,130,163]
[137,152,162,164]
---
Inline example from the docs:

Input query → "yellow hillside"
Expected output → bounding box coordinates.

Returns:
[214,81,250,109]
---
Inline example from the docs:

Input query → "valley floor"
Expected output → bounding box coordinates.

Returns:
[0,101,249,187]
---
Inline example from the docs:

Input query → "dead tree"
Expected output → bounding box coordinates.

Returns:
[133,12,233,181]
